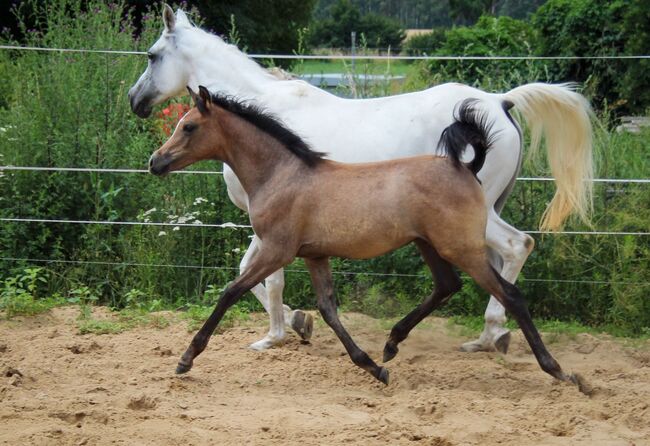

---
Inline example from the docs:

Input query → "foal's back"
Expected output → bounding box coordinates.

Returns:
[293,155,487,260]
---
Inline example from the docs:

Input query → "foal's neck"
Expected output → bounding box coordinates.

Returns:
[185,30,278,97]
[217,111,306,195]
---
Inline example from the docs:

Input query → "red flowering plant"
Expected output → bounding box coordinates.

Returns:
[156,102,191,137]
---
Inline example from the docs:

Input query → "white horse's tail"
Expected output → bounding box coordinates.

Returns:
[503,83,594,231]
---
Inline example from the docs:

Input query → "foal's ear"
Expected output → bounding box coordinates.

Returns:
[187,86,199,103]
[163,4,175,33]
[187,85,210,115]
[198,86,212,105]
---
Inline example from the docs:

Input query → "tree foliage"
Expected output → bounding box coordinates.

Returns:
[190,0,316,54]
[308,0,405,49]
[533,0,627,110]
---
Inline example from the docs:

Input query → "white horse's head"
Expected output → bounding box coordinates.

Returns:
[128,5,194,118]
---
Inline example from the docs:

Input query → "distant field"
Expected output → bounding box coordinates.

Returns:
[290,59,414,76]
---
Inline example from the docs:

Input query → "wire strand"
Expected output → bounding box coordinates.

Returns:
[1,166,648,184]
[0,218,251,229]
[2,257,647,286]
[0,218,647,236]
[1,45,649,60]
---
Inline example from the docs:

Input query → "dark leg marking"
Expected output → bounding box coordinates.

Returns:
[383,240,462,362]
[306,257,389,385]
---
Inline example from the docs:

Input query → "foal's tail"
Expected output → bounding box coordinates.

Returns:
[439,98,496,177]
[502,83,594,231]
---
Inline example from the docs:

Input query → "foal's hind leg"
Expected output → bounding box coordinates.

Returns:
[461,211,534,354]
[306,257,389,385]
[457,256,580,386]
[383,240,461,362]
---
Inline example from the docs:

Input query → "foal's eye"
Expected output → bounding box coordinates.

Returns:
[147,52,156,62]
[183,123,197,133]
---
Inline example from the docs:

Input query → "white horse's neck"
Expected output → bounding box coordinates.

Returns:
[180,28,278,98]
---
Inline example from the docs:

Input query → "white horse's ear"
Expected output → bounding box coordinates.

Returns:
[176,9,192,28]
[163,4,175,33]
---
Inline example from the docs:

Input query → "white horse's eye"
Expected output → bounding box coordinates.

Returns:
[147,52,156,62]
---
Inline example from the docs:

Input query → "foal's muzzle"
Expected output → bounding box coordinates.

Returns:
[149,153,172,176]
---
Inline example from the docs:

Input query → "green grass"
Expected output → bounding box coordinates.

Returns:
[446,314,650,341]
[180,302,250,332]
[0,293,66,318]
[292,59,413,76]
[76,307,171,335]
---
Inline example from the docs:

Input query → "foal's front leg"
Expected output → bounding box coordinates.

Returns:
[240,235,313,350]
[305,257,389,385]
[176,249,288,374]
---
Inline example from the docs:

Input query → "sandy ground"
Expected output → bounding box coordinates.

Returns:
[0,307,649,446]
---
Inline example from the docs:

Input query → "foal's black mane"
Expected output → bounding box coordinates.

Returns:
[210,93,326,167]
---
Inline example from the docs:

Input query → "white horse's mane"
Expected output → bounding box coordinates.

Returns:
[174,10,278,83]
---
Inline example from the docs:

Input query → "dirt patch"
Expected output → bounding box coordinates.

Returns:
[0,307,648,445]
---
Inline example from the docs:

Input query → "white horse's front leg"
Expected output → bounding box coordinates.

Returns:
[241,236,286,350]
[460,211,534,353]
[249,267,289,350]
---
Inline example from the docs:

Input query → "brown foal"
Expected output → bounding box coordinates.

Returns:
[149,86,582,389]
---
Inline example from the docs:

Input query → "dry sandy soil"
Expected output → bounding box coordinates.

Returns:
[0,307,649,446]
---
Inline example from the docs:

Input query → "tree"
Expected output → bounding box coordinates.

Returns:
[619,0,650,111]
[533,0,628,111]
[308,0,405,49]
[190,0,316,54]
[448,0,498,25]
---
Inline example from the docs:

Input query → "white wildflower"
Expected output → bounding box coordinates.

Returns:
[158,231,167,236]
[172,226,180,231]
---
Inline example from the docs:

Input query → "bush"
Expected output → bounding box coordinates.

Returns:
[532,0,634,112]
[410,15,544,91]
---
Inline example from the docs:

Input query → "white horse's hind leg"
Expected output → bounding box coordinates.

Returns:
[461,210,534,353]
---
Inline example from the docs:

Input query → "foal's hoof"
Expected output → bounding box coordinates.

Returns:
[376,367,390,385]
[383,342,399,363]
[494,331,511,354]
[291,310,313,342]
[568,373,593,396]
[175,361,193,374]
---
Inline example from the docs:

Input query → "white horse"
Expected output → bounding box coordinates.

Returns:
[128,6,593,353]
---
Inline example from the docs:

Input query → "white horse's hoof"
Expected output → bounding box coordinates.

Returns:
[459,329,511,353]
[249,335,285,351]
[290,310,313,342]
[494,331,511,354]
[459,339,491,353]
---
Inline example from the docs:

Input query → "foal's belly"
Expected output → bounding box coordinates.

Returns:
[297,237,415,260]
[297,223,417,260]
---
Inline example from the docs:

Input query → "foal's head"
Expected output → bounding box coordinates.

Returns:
[149,86,221,176]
